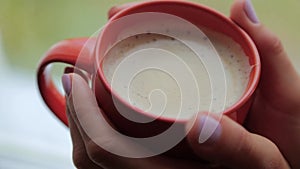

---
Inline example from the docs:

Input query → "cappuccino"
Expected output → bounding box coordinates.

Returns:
[102,28,251,120]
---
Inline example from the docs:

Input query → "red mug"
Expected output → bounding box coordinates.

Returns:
[37,0,260,157]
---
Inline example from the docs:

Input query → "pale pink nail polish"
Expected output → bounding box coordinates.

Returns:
[198,115,222,144]
[62,74,72,96]
[244,0,260,23]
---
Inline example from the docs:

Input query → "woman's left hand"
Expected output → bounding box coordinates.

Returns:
[62,73,289,169]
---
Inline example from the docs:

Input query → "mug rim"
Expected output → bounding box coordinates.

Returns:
[95,0,261,123]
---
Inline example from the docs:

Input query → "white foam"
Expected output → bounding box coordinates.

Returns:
[103,29,251,119]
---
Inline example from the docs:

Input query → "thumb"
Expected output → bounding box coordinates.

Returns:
[186,113,290,169]
[230,0,299,93]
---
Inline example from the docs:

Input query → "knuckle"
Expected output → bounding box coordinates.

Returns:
[86,141,103,161]
[264,33,285,56]
[265,158,284,169]
[72,150,90,169]
[232,132,285,169]
[262,142,286,169]
[233,129,253,157]
[271,38,284,54]
[86,139,113,164]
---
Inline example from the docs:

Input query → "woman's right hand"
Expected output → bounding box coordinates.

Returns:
[230,0,300,168]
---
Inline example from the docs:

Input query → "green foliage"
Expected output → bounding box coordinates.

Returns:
[0,0,299,71]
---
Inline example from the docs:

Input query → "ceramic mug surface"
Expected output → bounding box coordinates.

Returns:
[37,0,260,157]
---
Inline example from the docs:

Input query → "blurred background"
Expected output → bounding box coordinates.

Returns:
[0,0,299,168]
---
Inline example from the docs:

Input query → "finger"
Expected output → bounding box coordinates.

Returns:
[230,0,300,104]
[186,113,290,169]
[64,73,206,169]
[230,2,300,168]
[108,2,139,19]
[64,66,90,82]
[66,103,103,169]
[63,75,103,169]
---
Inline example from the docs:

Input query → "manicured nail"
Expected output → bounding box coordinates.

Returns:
[62,74,72,96]
[198,115,222,144]
[244,0,259,23]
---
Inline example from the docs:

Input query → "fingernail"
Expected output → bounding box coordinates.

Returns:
[62,74,72,96]
[244,0,260,23]
[198,115,222,144]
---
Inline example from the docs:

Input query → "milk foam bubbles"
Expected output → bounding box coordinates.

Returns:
[102,29,251,120]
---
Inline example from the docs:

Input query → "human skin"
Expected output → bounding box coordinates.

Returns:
[231,0,300,168]
[62,0,299,168]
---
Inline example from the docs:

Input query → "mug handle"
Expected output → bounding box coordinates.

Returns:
[37,38,94,126]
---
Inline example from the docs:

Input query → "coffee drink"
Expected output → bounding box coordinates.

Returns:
[102,28,251,120]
